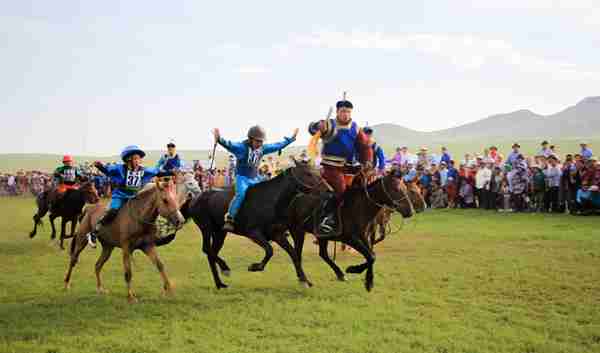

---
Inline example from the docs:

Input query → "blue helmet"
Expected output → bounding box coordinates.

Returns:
[120,145,146,162]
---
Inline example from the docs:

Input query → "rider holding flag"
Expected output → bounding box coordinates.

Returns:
[87,145,173,248]
[308,99,373,236]
[213,126,299,232]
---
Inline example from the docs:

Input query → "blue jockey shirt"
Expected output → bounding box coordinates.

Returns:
[217,136,295,178]
[101,164,161,200]
[156,153,184,172]
[320,119,359,167]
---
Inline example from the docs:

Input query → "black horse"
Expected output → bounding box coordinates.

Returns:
[29,181,100,249]
[185,161,326,289]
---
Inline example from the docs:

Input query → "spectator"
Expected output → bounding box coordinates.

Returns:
[475,163,491,208]
[539,140,553,158]
[580,142,593,160]
[440,147,452,165]
[430,182,448,208]
[506,143,521,167]
[544,155,562,212]
[531,165,546,212]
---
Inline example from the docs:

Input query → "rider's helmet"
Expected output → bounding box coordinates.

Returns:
[63,155,74,163]
[120,145,146,162]
[247,125,266,142]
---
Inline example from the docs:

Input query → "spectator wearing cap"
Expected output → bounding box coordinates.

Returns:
[580,143,593,160]
[539,140,553,158]
[544,155,562,212]
[417,147,430,168]
[440,147,452,166]
[506,143,521,167]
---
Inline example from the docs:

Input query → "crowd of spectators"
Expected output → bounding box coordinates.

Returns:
[389,141,599,215]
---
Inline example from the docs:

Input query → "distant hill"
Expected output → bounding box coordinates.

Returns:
[372,96,600,147]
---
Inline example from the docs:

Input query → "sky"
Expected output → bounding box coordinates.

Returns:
[2,0,599,155]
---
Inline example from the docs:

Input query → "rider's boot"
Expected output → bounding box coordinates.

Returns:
[87,208,119,248]
[223,213,235,232]
[317,192,339,237]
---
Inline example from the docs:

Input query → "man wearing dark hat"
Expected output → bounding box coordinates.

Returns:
[308,99,373,236]
[156,142,184,173]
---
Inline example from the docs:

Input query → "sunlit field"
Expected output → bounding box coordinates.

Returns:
[1,197,599,353]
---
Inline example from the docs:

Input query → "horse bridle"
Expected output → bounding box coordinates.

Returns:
[126,186,182,229]
[287,166,330,193]
[361,170,411,212]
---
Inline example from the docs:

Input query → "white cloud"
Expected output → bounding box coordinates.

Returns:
[293,30,600,80]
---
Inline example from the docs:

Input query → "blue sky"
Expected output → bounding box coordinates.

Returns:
[2,0,599,155]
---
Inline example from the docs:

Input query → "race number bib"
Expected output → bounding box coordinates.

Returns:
[63,169,76,182]
[247,148,263,168]
[126,170,144,189]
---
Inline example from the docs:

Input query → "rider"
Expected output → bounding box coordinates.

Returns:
[87,145,173,248]
[213,126,299,231]
[48,155,82,209]
[308,99,373,236]
[362,127,386,176]
[156,142,184,172]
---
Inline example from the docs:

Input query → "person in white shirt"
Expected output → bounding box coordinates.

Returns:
[544,155,562,212]
[475,163,492,208]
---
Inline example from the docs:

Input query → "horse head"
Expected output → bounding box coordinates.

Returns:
[80,181,100,204]
[155,177,186,229]
[371,169,414,218]
[405,180,426,213]
[288,158,328,194]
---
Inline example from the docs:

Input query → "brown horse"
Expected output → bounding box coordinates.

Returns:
[367,181,425,249]
[29,181,100,250]
[64,178,186,303]
[285,170,415,291]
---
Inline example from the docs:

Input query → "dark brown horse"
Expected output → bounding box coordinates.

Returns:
[284,170,414,291]
[29,181,100,249]
[64,179,186,303]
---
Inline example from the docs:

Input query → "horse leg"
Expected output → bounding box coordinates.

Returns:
[29,213,44,238]
[59,218,67,250]
[272,231,312,288]
[344,237,376,292]
[64,234,88,290]
[247,230,273,272]
[121,243,137,303]
[95,245,114,294]
[49,214,58,240]
[317,239,346,281]
[142,245,173,296]
[211,231,231,277]
[201,228,228,289]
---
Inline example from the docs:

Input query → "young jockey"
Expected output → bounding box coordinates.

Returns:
[87,145,173,248]
[156,142,184,172]
[48,155,82,209]
[308,99,373,236]
[213,126,299,231]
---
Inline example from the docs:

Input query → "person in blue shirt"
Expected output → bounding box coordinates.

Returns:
[580,142,593,160]
[213,125,298,231]
[156,142,184,172]
[361,127,386,175]
[506,143,521,168]
[87,145,172,248]
[440,147,452,165]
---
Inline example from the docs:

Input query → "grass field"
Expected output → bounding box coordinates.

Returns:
[1,197,599,353]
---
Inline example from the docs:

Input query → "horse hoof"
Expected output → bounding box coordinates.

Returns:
[346,265,360,274]
[300,281,312,289]
[97,287,109,295]
[248,263,264,272]
[29,232,35,239]
[128,296,138,304]
[222,270,231,277]
[64,282,71,291]
[365,281,374,292]
[337,276,347,282]
[216,283,228,290]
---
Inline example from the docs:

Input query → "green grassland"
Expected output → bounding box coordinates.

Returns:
[1,197,599,353]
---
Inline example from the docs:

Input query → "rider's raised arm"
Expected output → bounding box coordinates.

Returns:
[217,137,246,156]
[143,166,173,179]
[263,135,296,155]
[376,147,386,171]
[93,162,109,175]
[308,119,334,139]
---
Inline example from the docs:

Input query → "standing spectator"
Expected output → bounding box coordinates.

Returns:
[430,181,448,208]
[458,175,476,208]
[439,162,449,188]
[488,146,503,166]
[544,156,562,212]
[463,153,476,168]
[506,143,521,167]
[419,167,432,207]
[440,147,451,165]
[576,157,600,214]
[417,147,430,168]
[510,165,530,212]
[499,179,512,212]
[386,147,405,167]
[580,142,593,160]
[539,141,553,158]
[7,174,17,195]
[488,166,503,210]
[446,160,459,208]
[531,165,546,212]
[475,163,491,208]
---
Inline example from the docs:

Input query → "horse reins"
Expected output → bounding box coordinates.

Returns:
[361,171,411,212]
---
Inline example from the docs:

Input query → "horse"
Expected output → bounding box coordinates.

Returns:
[184,161,326,290]
[29,181,100,250]
[64,178,187,303]
[283,170,415,291]
[367,180,426,249]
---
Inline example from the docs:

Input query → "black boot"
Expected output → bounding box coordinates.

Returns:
[87,208,119,248]
[317,193,338,237]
